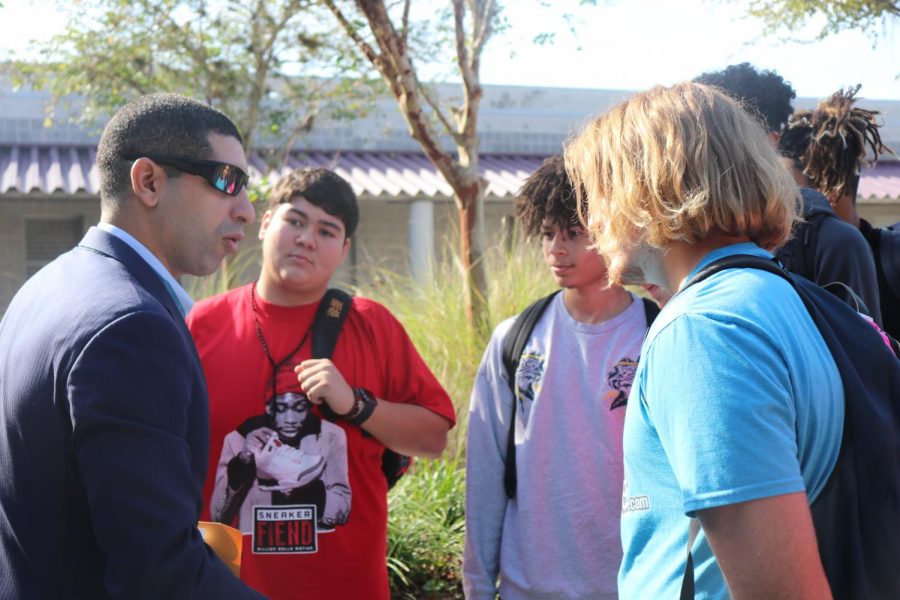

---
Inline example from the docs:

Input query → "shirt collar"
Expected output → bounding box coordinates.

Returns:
[97,222,194,318]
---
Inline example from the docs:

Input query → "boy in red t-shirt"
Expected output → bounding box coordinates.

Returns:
[188,167,456,599]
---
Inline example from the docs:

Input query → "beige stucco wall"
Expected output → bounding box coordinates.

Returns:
[858,200,900,227]
[0,194,99,314]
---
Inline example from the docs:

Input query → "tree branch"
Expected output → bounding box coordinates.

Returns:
[400,0,411,50]
[452,0,469,84]
[322,0,383,74]
[415,79,462,143]
[472,0,496,59]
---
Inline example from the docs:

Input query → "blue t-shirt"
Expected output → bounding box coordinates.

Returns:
[618,243,844,599]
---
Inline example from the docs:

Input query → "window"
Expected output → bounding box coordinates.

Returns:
[26,217,83,277]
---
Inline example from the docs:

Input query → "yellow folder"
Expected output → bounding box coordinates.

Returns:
[198,521,243,578]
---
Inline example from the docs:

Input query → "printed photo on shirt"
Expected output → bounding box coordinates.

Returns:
[209,391,351,553]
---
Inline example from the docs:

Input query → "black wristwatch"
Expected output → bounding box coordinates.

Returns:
[344,387,377,426]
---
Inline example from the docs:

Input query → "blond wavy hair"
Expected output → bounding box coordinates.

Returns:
[564,82,799,256]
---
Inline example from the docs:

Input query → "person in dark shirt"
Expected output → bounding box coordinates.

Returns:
[779,86,897,337]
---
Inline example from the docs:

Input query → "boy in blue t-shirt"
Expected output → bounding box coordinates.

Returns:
[565,82,843,599]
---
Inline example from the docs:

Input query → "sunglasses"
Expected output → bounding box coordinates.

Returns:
[122,154,250,196]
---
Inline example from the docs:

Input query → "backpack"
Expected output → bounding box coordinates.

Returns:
[678,255,900,600]
[879,223,900,339]
[878,223,900,300]
[774,198,831,282]
[775,189,877,316]
[499,292,661,499]
[311,288,411,490]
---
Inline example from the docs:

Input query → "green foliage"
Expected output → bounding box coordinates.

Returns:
[742,0,899,40]
[386,455,466,600]
[361,236,552,597]
[4,0,380,152]
[355,234,556,452]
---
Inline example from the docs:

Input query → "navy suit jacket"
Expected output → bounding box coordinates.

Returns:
[0,227,262,599]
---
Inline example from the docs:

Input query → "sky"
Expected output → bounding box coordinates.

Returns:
[0,0,897,101]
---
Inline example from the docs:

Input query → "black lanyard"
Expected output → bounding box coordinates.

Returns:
[250,283,313,403]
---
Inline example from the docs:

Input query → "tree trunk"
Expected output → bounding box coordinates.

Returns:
[324,0,494,331]
[456,182,489,335]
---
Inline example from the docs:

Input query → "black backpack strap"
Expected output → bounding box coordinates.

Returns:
[773,212,827,282]
[775,189,830,281]
[800,211,830,281]
[680,518,702,600]
[312,289,352,422]
[641,297,660,327]
[311,288,353,359]
[686,254,788,289]
[311,289,413,490]
[880,225,900,299]
[500,291,559,499]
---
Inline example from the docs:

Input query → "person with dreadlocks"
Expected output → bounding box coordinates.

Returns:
[779,85,898,337]
[696,64,882,327]
[463,155,658,600]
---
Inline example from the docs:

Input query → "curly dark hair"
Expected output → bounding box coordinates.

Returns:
[514,155,581,237]
[778,85,894,202]
[694,62,796,133]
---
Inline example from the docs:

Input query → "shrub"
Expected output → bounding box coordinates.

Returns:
[386,455,466,599]
[359,236,555,598]
[355,235,556,453]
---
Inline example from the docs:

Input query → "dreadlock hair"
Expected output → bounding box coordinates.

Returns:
[777,109,814,173]
[780,85,894,203]
[514,155,581,237]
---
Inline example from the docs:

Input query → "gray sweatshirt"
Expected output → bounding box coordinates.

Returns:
[463,293,648,600]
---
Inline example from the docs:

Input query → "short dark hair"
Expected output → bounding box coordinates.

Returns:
[96,93,242,208]
[514,155,580,237]
[694,62,796,133]
[268,168,359,238]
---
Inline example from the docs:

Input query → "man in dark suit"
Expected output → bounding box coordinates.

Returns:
[0,94,264,598]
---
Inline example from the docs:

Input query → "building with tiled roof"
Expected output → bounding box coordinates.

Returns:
[1,81,898,312]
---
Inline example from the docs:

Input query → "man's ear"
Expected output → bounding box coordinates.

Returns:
[130,158,166,208]
[340,237,351,264]
[259,209,275,241]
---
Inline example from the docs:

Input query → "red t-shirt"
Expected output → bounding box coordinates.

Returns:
[187,284,456,599]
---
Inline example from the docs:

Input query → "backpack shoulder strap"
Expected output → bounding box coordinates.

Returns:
[311,289,352,422]
[310,289,411,489]
[641,296,661,327]
[879,225,900,299]
[501,291,559,499]
[311,288,353,359]
[686,254,788,289]
[800,210,831,281]
[773,210,830,282]
[502,292,559,391]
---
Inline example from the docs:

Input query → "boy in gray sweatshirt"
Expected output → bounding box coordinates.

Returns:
[463,156,655,600]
